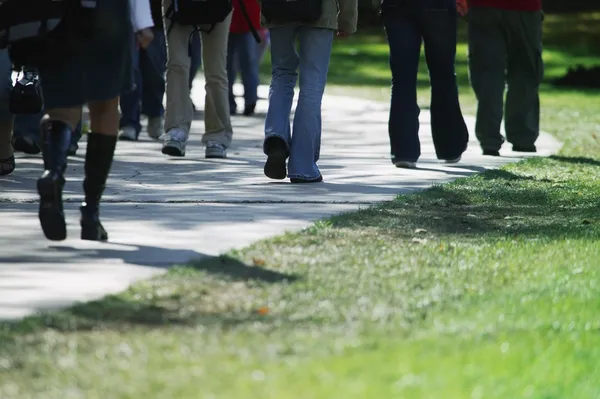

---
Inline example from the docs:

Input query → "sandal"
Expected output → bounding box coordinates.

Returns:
[0,155,15,176]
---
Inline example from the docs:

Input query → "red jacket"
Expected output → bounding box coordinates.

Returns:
[230,0,261,33]
[469,0,541,10]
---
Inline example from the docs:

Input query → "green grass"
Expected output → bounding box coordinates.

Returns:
[3,12,600,399]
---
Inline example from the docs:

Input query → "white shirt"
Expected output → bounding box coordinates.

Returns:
[129,0,154,32]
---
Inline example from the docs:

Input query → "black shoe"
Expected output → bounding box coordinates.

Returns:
[264,137,289,180]
[483,149,501,156]
[12,136,41,154]
[37,120,71,241]
[243,103,256,116]
[80,133,117,241]
[68,142,78,156]
[290,175,323,184]
[512,145,537,153]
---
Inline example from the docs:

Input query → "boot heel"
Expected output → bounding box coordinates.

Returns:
[37,174,66,241]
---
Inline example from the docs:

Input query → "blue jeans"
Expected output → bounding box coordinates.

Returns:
[264,26,334,180]
[227,32,259,112]
[14,112,83,146]
[119,28,166,134]
[383,3,469,162]
[189,31,202,91]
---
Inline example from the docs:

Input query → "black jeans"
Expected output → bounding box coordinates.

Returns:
[383,2,468,163]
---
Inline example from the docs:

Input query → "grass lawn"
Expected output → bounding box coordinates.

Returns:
[2,13,600,399]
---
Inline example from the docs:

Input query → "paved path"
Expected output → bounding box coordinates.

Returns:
[0,83,562,319]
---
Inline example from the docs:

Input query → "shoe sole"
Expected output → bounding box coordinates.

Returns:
[37,176,66,241]
[206,153,226,159]
[264,151,288,180]
[162,146,185,157]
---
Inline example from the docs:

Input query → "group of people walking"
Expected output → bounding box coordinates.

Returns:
[0,0,543,242]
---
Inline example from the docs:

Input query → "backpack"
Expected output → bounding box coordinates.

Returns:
[0,0,97,69]
[260,0,323,23]
[165,0,233,34]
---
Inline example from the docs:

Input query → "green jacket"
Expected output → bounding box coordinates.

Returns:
[262,0,358,34]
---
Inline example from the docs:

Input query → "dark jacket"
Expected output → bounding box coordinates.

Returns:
[380,0,456,13]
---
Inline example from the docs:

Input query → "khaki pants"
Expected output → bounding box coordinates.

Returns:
[162,0,233,147]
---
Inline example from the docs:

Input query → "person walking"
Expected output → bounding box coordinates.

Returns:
[31,0,154,241]
[227,0,261,116]
[262,0,358,183]
[381,0,469,169]
[161,0,233,158]
[118,0,167,141]
[467,0,544,155]
[0,49,14,176]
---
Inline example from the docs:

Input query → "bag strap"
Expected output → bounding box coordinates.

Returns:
[235,0,261,44]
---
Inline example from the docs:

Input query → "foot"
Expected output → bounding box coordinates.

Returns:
[0,155,15,176]
[80,204,108,241]
[161,128,187,157]
[394,160,417,169]
[290,175,323,184]
[264,137,289,180]
[147,116,165,140]
[243,103,256,116]
[512,145,537,153]
[12,136,41,154]
[483,149,501,157]
[205,140,227,159]
[68,143,79,156]
[441,156,461,164]
[118,126,137,141]
[37,172,67,241]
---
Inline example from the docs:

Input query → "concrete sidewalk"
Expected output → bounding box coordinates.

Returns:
[0,84,562,319]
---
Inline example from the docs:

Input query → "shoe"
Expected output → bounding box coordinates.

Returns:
[118,126,137,141]
[512,145,537,153]
[80,133,117,241]
[205,140,227,159]
[442,156,461,164]
[12,135,41,154]
[161,128,187,157]
[37,120,71,241]
[147,116,164,140]
[0,156,15,176]
[394,160,417,169]
[68,142,79,156]
[243,103,256,116]
[290,175,323,184]
[483,149,500,156]
[264,137,289,180]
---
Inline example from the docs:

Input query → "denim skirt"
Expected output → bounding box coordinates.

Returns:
[38,0,135,109]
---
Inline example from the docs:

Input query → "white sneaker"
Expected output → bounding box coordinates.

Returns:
[161,128,187,157]
[118,126,137,141]
[147,116,165,140]
[205,140,227,159]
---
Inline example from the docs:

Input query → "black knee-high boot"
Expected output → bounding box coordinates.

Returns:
[80,132,117,241]
[37,120,72,241]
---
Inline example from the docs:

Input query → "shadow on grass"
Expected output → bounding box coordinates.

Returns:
[0,255,298,337]
[329,156,600,239]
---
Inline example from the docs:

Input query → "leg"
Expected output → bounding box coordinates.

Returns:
[263,26,299,180]
[227,33,240,115]
[422,6,469,161]
[140,27,167,139]
[119,40,143,140]
[80,97,120,241]
[201,12,233,156]
[162,0,195,155]
[287,27,334,182]
[383,13,422,164]
[237,32,259,115]
[37,107,81,240]
[468,7,506,153]
[504,10,543,150]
